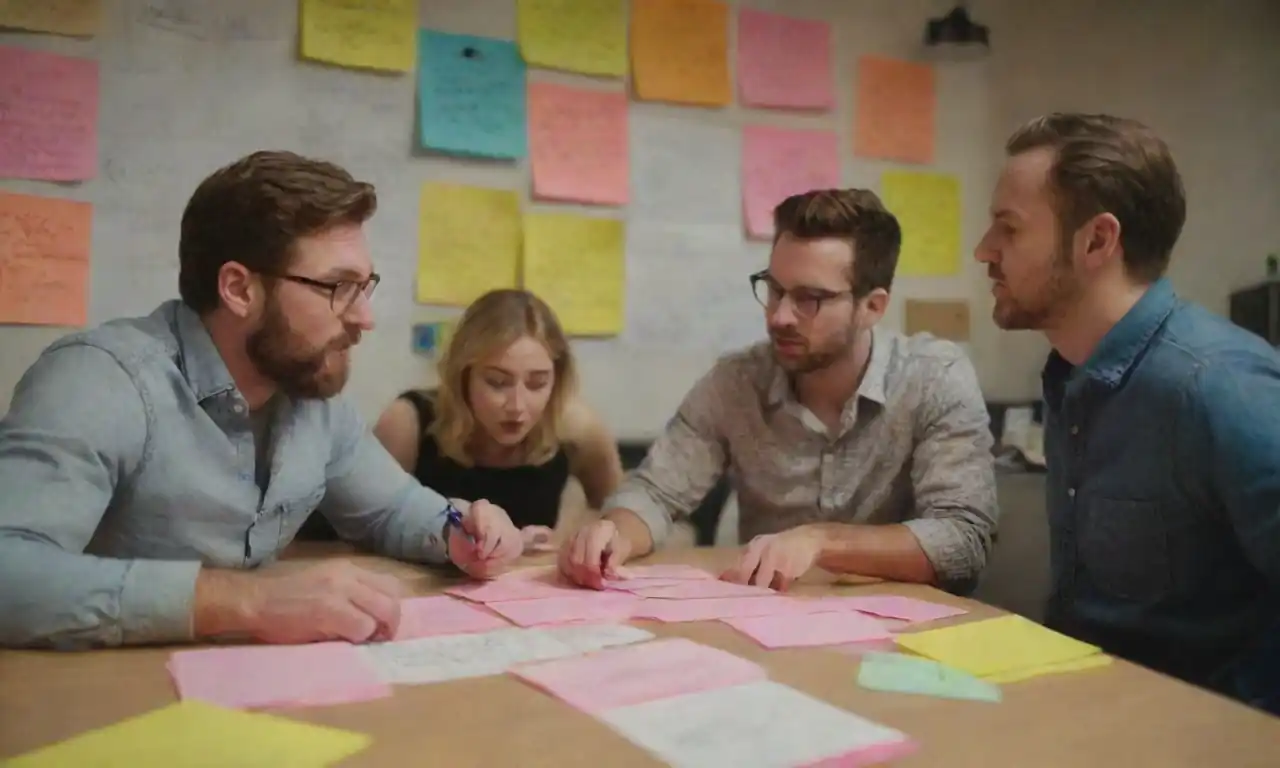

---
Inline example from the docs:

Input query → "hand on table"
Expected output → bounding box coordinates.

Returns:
[721,527,825,591]
[558,519,630,589]
[521,525,557,554]
[447,499,523,580]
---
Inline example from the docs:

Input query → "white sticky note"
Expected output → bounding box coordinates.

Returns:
[539,623,656,654]
[358,627,576,684]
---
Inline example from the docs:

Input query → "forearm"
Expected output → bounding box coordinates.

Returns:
[603,507,656,559]
[323,482,451,565]
[809,523,937,584]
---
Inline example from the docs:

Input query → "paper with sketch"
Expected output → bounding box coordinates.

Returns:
[855,55,936,165]
[522,212,625,336]
[0,45,98,181]
[809,595,968,624]
[857,652,1002,703]
[539,623,655,654]
[742,125,841,240]
[417,30,527,159]
[517,0,626,77]
[416,183,521,307]
[0,192,92,327]
[299,0,416,72]
[600,680,917,768]
[630,0,730,106]
[631,580,775,600]
[486,592,640,627]
[736,9,832,110]
[359,627,578,685]
[880,171,961,276]
[528,81,628,205]
[0,0,100,37]
[724,611,894,649]
[895,614,1102,679]
[392,596,511,640]
[511,637,766,713]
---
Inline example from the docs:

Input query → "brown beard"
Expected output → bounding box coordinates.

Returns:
[246,296,358,400]
[770,320,858,374]
[992,237,1081,331]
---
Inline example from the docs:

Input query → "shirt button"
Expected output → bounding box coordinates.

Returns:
[233,404,245,415]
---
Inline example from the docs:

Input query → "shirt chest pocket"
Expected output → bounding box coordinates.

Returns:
[1079,497,1171,603]
[273,483,328,549]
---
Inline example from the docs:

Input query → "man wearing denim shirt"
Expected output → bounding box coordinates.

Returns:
[0,151,523,649]
[977,113,1280,714]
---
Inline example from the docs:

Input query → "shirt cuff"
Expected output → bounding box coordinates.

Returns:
[605,487,672,549]
[900,518,981,591]
[119,559,203,645]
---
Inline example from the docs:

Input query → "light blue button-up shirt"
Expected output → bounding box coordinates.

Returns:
[0,300,454,649]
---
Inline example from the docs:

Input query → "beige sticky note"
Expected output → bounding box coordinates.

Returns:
[904,299,971,342]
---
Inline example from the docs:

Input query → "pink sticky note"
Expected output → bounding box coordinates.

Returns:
[828,638,902,657]
[810,595,968,624]
[803,739,920,768]
[445,576,581,604]
[528,81,628,206]
[613,564,714,581]
[724,611,894,649]
[167,642,391,710]
[0,46,99,181]
[633,596,822,623]
[393,596,511,640]
[737,9,833,110]
[486,592,641,627]
[631,580,776,600]
[511,637,766,713]
[741,125,840,240]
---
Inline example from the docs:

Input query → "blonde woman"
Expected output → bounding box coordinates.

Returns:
[375,289,624,551]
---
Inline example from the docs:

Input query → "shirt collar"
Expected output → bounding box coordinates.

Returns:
[765,326,891,411]
[172,301,237,403]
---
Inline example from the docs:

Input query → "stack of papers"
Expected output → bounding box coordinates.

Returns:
[895,614,1112,683]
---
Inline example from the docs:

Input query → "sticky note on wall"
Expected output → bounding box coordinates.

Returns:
[630,0,730,107]
[0,192,92,327]
[0,45,99,182]
[412,321,454,357]
[299,0,417,73]
[880,171,960,277]
[528,82,629,206]
[904,300,971,341]
[0,0,101,37]
[417,183,522,307]
[855,56,937,165]
[418,30,527,159]
[736,9,833,110]
[522,213,625,336]
[741,126,841,240]
[518,0,627,77]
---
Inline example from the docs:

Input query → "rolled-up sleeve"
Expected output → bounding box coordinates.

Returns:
[903,356,999,592]
[320,397,451,564]
[0,345,201,649]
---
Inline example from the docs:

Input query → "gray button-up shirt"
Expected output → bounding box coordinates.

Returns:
[607,329,998,590]
[0,301,454,649]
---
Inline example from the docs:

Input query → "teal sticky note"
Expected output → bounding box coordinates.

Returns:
[418,30,527,159]
[856,652,1002,703]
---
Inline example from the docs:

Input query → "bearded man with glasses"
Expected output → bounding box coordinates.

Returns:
[561,189,998,595]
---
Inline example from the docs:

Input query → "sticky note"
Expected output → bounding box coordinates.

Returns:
[880,171,961,276]
[630,0,730,106]
[445,574,582,604]
[0,192,91,327]
[518,0,627,77]
[0,46,98,181]
[809,595,969,624]
[612,564,716,581]
[895,614,1102,679]
[485,591,640,627]
[857,652,1002,702]
[528,82,629,206]
[299,0,416,73]
[737,9,832,110]
[358,627,580,685]
[855,55,936,165]
[538,623,656,654]
[392,596,512,640]
[0,0,100,37]
[723,610,895,649]
[741,125,841,240]
[522,213,625,336]
[632,596,826,623]
[417,30,527,159]
[904,299,972,342]
[630,580,775,600]
[984,654,1113,684]
[3,700,370,768]
[417,183,521,307]
[410,321,453,357]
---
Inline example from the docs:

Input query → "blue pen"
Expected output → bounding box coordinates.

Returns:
[445,503,475,543]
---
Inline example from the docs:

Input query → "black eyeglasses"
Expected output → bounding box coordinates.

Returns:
[749,270,855,319]
[272,272,380,313]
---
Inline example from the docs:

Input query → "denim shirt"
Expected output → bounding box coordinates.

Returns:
[1043,279,1280,712]
[0,301,453,649]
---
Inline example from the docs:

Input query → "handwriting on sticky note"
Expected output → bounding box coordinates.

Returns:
[486,592,640,627]
[630,0,730,106]
[3,700,372,768]
[0,192,91,327]
[518,0,627,77]
[880,171,961,276]
[857,651,1002,702]
[741,125,841,239]
[724,610,894,649]
[528,82,628,205]
[392,596,511,640]
[0,0,100,37]
[512,637,766,713]
[299,0,416,73]
[418,30,526,159]
[737,9,832,110]
[0,46,98,181]
[855,55,936,165]
[539,623,655,654]
[522,212,625,336]
[416,183,521,307]
[358,627,579,684]
[631,580,775,600]
[895,615,1102,679]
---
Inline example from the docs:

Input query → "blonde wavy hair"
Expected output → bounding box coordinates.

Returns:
[429,289,577,467]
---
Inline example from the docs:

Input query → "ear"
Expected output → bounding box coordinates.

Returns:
[858,288,891,327]
[216,261,261,319]
[1080,212,1122,270]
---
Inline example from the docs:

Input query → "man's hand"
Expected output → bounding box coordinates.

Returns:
[721,526,825,591]
[194,560,406,644]
[559,519,631,589]
[448,499,522,579]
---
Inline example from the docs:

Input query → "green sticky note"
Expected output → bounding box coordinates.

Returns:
[857,652,1002,703]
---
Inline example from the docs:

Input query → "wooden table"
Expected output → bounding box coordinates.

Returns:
[2,544,1277,766]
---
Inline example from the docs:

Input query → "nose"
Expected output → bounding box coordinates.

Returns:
[344,291,376,331]
[974,231,997,265]
[505,385,527,415]
[766,296,799,328]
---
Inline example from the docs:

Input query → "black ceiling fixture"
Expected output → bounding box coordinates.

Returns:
[924,4,991,51]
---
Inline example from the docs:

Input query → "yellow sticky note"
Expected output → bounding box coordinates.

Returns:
[631,0,730,106]
[518,0,627,77]
[418,183,522,307]
[879,171,961,277]
[5,700,370,768]
[0,0,100,37]
[523,213,625,336]
[895,615,1101,679]
[299,0,417,73]
[983,654,1113,684]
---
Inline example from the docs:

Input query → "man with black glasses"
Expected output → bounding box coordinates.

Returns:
[560,189,998,594]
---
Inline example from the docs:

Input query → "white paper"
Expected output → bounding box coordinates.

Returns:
[629,109,742,227]
[599,680,910,768]
[358,628,578,685]
[540,624,656,654]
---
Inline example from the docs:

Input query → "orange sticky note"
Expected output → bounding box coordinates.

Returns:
[0,192,92,327]
[630,0,730,107]
[742,125,841,240]
[854,55,936,165]
[528,82,629,206]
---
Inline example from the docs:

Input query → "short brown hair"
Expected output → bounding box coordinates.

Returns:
[178,150,377,313]
[772,188,902,295]
[1005,113,1186,282]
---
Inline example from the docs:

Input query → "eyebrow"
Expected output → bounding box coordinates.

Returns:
[764,273,845,294]
[482,366,553,377]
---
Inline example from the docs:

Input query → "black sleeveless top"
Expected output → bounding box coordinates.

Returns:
[400,390,571,530]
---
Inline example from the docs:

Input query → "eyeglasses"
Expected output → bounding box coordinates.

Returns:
[273,272,380,313]
[749,270,854,319]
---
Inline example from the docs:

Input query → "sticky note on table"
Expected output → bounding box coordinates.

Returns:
[633,596,823,623]
[522,212,625,336]
[512,637,766,713]
[168,642,391,710]
[486,592,640,627]
[895,614,1103,680]
[742,125,841,240]
[539,623,656,654]
[724,610,895,649]
[299,0,416,73]
[810,595,969,624]
[417,183,521,307]
[418,30,526,159]
[736,9,832,110]
[983,654,1113,684]
[630,580,775,600]
[446,573,582,604]
[0,192,91,327]
[3,700,370,768]
[528,82,628,205]
[880,171,961,276]
[392,596,511,640]
[855,55,936,165]
[857,651,1002,702]
[0,0,100,37]
[358,627,580,684]
[630,0,730,106]
[0,46,98,181]
[613,564,715,581]
[518,0,627,77]
[904,299,972,342]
